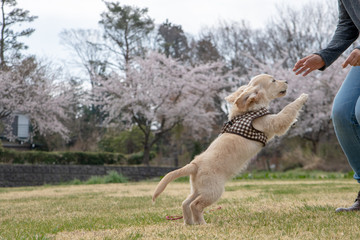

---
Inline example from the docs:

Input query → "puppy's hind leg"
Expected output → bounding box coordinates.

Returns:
[189,195,210,225]
[190,185,224,225]
[182,192,199,225]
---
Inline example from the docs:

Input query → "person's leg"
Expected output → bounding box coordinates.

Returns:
[332,66,360,181]
[332,66,360,212]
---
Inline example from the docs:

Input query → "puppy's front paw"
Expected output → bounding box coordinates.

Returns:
[298,93,308,103]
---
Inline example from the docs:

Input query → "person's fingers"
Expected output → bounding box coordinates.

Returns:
[293,55,311,69]
[350,57,358,66]
[351,54,360,66]
[342,59,349,68]
[294,66,308,75]
[343,49,360,68]
[293,64,302,72]
[348,53,356,65]
[342,55,354,68]
[293,62,304,72]
[302,67,315,77]
[293,56,311,72]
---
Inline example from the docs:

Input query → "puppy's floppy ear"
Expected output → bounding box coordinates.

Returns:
[235,87,264,111]
[225,85,247,103]
[225,93,237,103]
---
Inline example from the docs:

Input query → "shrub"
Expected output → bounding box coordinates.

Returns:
[126,152,144,165]
[98,126,145,153]
[14,151,62,164]
[234,169,354,180]
[126,151,156,165]
[0,148,17,163]
[86,176,104,184]
[74,171,128,185]
[0,149,126,165]
[61,152,103,165]
[103,171,128,183]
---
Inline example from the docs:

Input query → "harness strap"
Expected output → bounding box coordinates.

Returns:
[221,107,270,146]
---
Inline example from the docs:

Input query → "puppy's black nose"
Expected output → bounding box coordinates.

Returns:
[285,81,288,84]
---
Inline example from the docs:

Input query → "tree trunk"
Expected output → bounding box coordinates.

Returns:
[265,158,271,171]
[174,147,179,167]
[143,144,150,166]
[311,140,318,155]
[0,0,6,69]
[143,131,151,166]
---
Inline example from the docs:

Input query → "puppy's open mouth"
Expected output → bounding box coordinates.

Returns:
[279,90,287,94]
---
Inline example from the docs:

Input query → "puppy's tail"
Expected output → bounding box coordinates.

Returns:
[152,163,197,202]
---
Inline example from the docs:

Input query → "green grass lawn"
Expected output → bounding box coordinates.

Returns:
[1,177,360,239]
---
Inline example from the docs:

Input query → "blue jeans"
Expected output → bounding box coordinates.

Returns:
[332,66,360,183]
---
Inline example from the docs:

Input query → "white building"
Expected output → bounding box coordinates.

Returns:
[1,113,30,142]
[14,114,30,140]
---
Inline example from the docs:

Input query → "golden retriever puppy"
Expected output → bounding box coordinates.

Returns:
[152,74,308,225]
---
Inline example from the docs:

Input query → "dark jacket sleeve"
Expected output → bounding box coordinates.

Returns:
[315,0,359,70]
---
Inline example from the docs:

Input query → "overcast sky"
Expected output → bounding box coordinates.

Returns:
[15,0,322,67]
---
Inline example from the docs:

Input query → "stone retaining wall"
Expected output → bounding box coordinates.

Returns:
[0,164,177,187]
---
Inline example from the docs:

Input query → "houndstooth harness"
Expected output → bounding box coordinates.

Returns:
[221,107,270,146]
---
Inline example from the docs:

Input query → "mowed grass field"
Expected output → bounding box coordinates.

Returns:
[1,178,360,239]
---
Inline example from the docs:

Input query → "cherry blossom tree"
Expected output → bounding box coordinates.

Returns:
[0,57,73,140]
[93,51,238,165]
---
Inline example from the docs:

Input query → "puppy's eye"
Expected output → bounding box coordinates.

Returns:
[272,79,276,83]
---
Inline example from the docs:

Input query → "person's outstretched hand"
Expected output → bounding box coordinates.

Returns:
[293,54,325,76]
[342,49,360,68]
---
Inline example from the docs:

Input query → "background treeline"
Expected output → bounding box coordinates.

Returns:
[0,0,357,171]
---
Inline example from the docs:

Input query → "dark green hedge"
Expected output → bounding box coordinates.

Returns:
[126,151,156,165]
[0,148,127,165]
